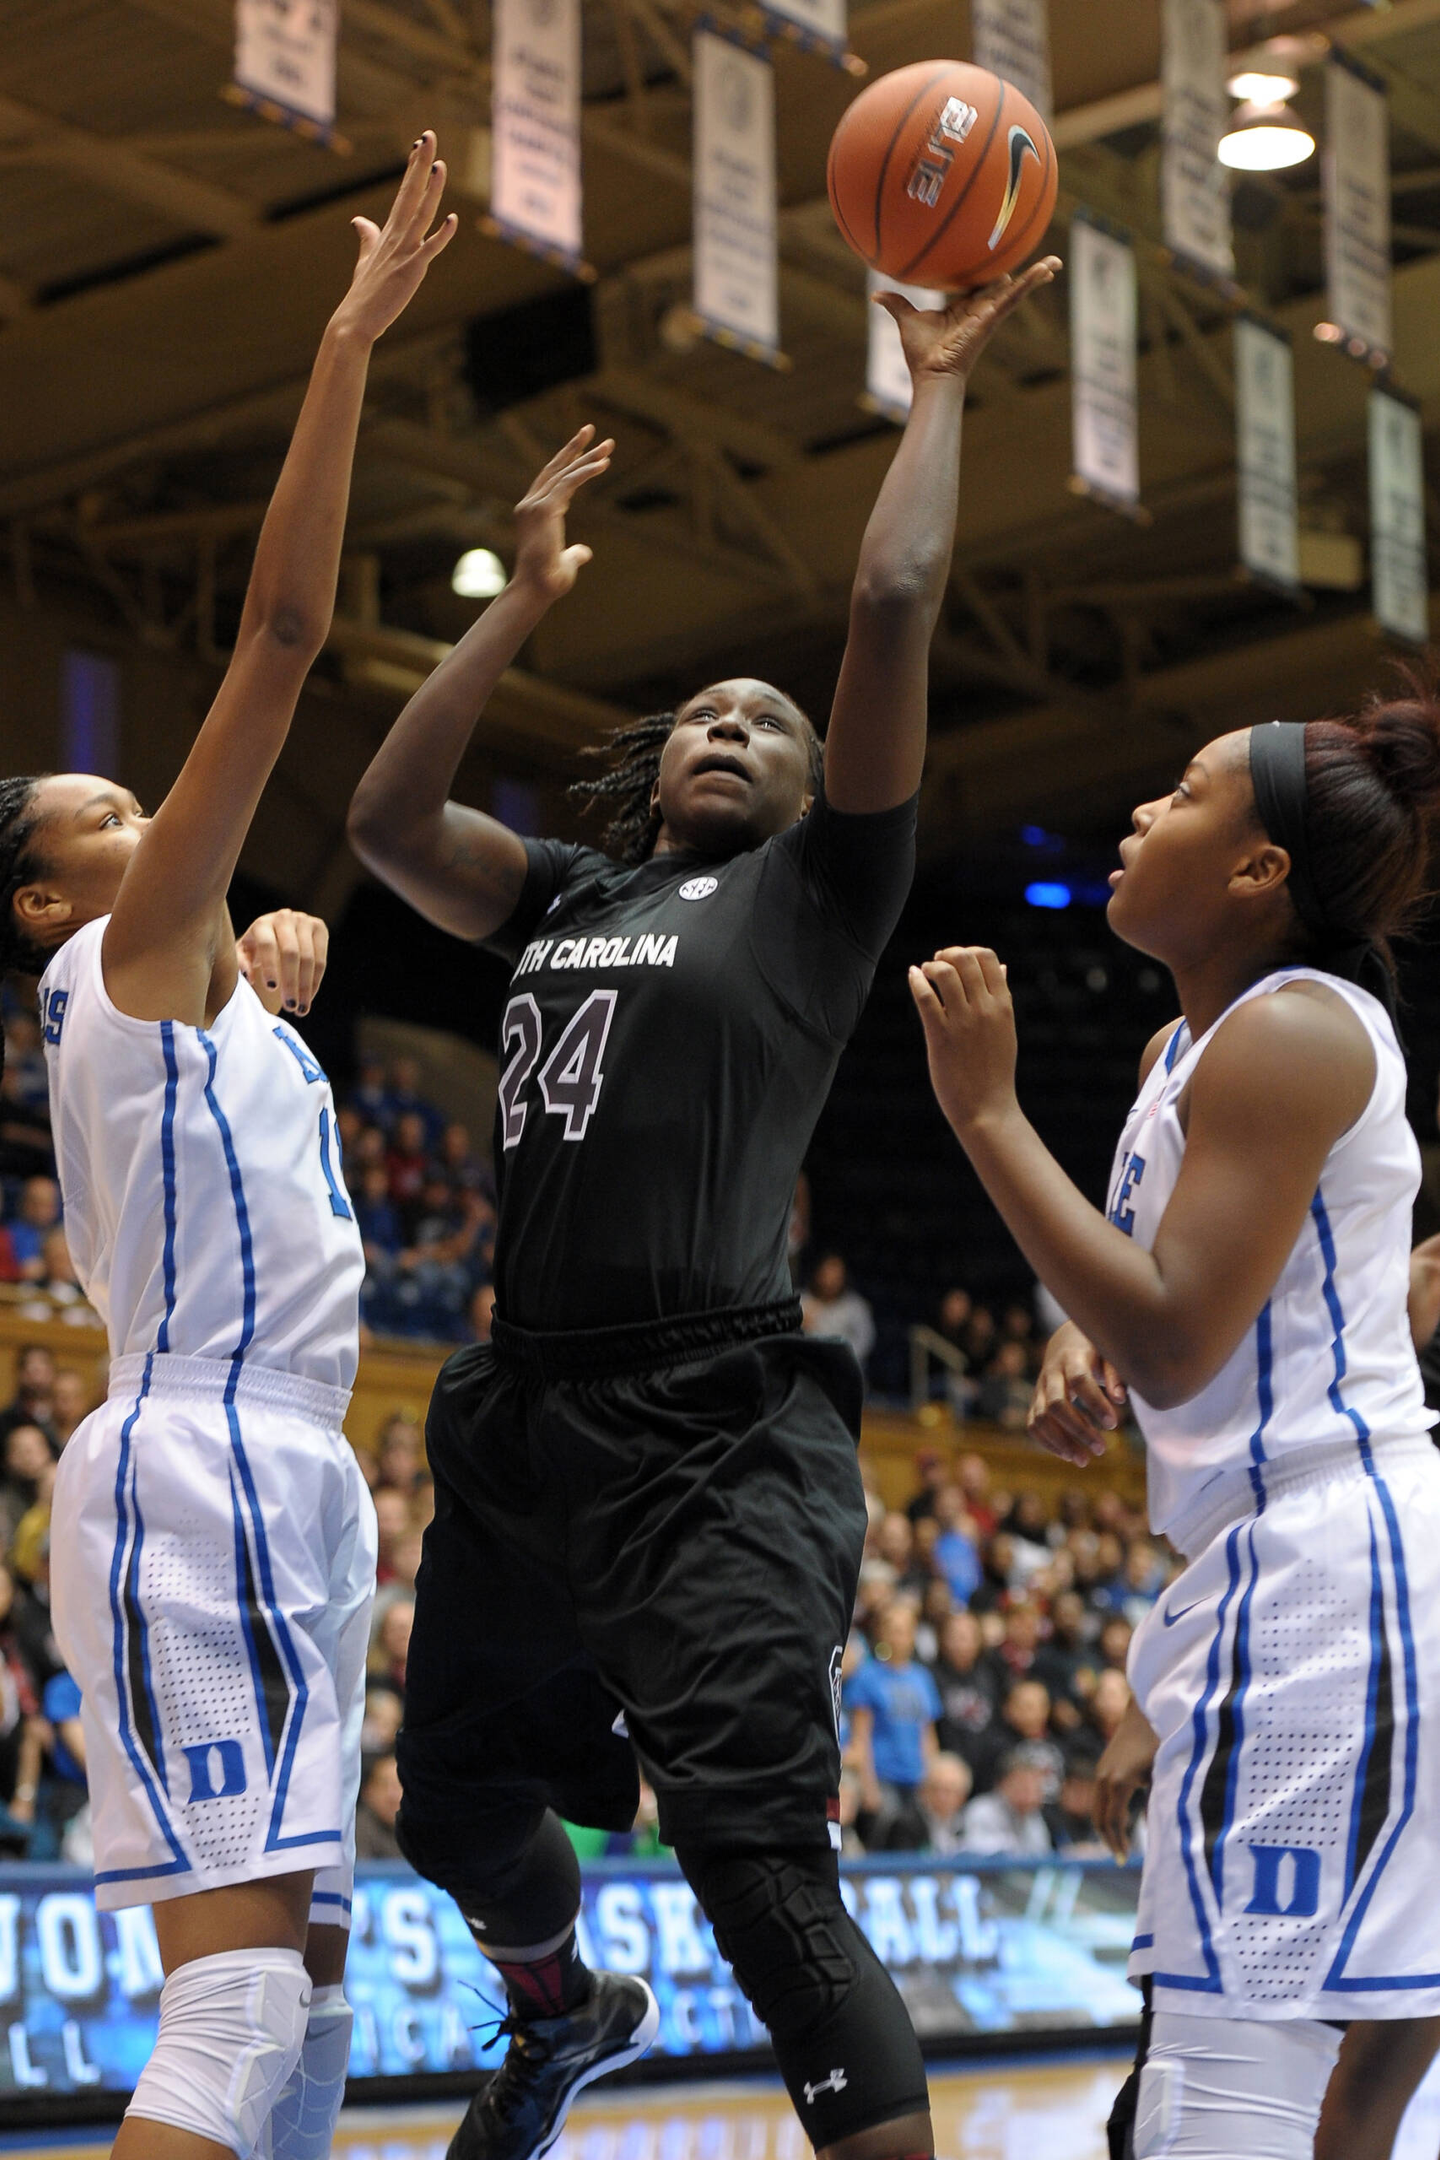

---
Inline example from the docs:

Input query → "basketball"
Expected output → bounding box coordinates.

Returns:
[827,59,1058,290]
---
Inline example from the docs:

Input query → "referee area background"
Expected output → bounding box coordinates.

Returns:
[1,0,1439,2152]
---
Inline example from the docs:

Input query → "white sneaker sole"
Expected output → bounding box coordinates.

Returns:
[531,1980,662,2160]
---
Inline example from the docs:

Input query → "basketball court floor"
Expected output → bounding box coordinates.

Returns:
[0,2056,1130,2159]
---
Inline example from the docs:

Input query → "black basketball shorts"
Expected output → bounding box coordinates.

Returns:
[396,1300,867,1854]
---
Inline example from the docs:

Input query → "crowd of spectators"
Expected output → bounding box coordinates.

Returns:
[835,1446,1167,1859]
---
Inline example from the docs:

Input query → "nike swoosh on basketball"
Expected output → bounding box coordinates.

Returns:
[1162,1598,1202,1627]
[987,125,1040,251]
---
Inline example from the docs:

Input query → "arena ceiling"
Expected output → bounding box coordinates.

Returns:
[0,0,1439,890]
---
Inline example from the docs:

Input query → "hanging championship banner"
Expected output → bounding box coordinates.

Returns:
[693,28,781,367]
[490,0,586,275]
[760,0,848,66]
[970,0,1052,123]
[864,273,946,422]
[1234,317,1299,592]
[232,0,338,141]
[1070,214,1140,517]
[1369,387,1429,644]
[1160,0,1233,281]
[1324,53,1391,364]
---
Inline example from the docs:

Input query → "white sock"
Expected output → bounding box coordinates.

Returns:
[261,1984,353,2160]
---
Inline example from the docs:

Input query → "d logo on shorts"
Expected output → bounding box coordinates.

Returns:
[182,1739,249,1803]
[1244,1844,1321,1919]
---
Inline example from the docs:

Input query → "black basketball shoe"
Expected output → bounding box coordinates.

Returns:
[448,1974,661,2160]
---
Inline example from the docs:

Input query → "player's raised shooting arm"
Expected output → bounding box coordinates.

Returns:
[102,140,456,1024]
[348,428,613,941]
[823,258,1058,816]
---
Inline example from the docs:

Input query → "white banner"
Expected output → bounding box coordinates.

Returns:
[761,0,847,60]
[693,29,779,362]
[1369,388,1429,643]
[970,0,1052,123]
[1325,54,1391,362]
[491,0,584,270]
[1160,0,1233,279]
[1234,318,1299,592]
[234,0,337,132]
[865,272,946,422]
[1070,216,1139,515]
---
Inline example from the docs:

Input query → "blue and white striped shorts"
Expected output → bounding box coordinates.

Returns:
[51,1352,376,1926]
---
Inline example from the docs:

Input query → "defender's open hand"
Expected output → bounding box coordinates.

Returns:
[909,944,1019,1138]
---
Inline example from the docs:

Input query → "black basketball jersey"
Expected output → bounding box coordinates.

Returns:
[483,790,916,1330]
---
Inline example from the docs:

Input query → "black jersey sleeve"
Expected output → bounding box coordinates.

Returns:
[480,838,603,965]
[755,788,918,1042]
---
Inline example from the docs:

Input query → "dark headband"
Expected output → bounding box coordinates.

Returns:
[1248,720,1396,1016]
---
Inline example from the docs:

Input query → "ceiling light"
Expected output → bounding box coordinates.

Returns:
[1227,68,1299,102]
[1218,100,1316,171]
[451,547,507,598]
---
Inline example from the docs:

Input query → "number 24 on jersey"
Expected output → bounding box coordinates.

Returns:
[498,990,617,1148]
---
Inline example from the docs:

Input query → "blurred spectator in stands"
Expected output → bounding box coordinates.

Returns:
[0,1063,53,1185]
[375,1413,426,1498]
[336,1103,364,1162]
[48,1368,93,1451]
[969,1534,1015,1617]
[1097,1615,1134,1675]
[355,1164,403,1274]
[913,1575,952,1665]
[1,1010,46,1111]
[936,1286,973,1354]
[1044,1754,1108,1857]
[1083,1532,1130,1616]
[1074,1667,1134,1771]
[0,1564,41,1843]
[0,1424,54,1553]
[351,1054,392,1133]
[885,1751,973,1857]
[35,1662,88,1861]
[470,1283,495,1344]
[20,1229,94,1325]
[962,1305,998,1372]
[440,1121,492,1203]
[802,1254,876,1375]
[989,1680,1063,1799]
[12,1536,61,1691]
[386,1111,431,1230]
[373,1488,411,1587]
[0,1348,54,1442]
[354,1123,388,1176]
[361,1686,403,1756]
[10,1455,56,1588]
[874,1512,926,1596]
[844,1602,940,1843]
[905,1447,949,1525]
[956,1452,999,1539]
[959,1745,1053,1858]
[8,1180,61,1283]
[988,1601,1043,1687]
[1033,1590,1099,1729]
[370,1597,413,1695]
[1121,1539,1166,1627]
[787,1171,811,1288]
[355,1751,404,1860]
[999,1299,1038,1374]
[930,1610,1001,1781]
[976,1340,1032,1429]
[387,1056,446,1149]
[930,1484,980,1605]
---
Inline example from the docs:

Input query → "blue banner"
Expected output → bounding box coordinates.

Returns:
[0,1858,1141,2103]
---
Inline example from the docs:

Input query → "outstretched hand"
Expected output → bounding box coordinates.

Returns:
[237,910,329,1017]
[510,425,616,603]
[334,130,458,346]
[908,944,1020,1138]
[875,253,1060,388]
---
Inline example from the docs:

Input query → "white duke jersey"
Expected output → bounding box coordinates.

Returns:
[39,917,363,1394]
[1104,967,1431,1548]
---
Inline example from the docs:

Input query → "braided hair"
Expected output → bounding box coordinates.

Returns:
[0,778,56,1084]
[569,706,826,865]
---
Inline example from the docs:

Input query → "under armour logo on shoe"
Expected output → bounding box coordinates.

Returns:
[804,2070,848,2104]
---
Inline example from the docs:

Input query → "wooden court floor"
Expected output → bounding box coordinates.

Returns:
[0,2056,1131,2159]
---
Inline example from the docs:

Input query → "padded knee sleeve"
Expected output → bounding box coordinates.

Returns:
[1134,2011,1341,2160]
[398,1803,582,1952]
[261,1985,352,2160]
[126,1947,311,2158]
[677,1842,928,2151]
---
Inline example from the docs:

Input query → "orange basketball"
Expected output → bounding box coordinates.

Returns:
[827,60,1058,290]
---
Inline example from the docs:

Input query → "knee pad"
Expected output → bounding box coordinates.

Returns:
[1135,2011,1341,2160]
[127,1947,311,2158]
[261,1984,352,2160]
[676,1843,928,2150]
[399,1803,581,1954]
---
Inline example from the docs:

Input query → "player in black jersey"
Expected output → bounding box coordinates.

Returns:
[348,252,1058,2160]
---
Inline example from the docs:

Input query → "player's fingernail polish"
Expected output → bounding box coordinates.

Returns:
[266,979,278,989]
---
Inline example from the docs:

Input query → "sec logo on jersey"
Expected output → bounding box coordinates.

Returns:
[679,876,719,900]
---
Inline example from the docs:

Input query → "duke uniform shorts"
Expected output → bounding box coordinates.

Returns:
[1128,1433,1440,2020]
[51,1352,376,1928]
[398,1305,868,1857]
